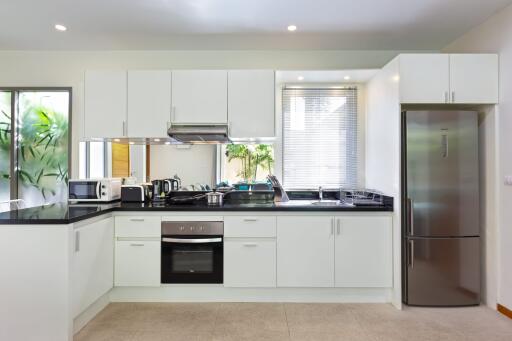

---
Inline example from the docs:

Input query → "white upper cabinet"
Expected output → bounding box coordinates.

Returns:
[334,215,393,288]
[450,54,498,104]
[84,70,127,138]
[228,70,275,138]
[399,54,450,104]
[171,70,228,125]
[127,70,172,137]
[277,216,335,287]
[398,53,498,104]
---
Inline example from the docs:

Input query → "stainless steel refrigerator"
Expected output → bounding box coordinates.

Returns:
[402,110,480,306]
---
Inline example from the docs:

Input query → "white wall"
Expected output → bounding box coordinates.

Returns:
[0,49,422,179]
[150,145,216,187]
[365,57,402,309]
[443,3,512,310]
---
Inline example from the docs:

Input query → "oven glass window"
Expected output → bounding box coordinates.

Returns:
[172,245,214,273]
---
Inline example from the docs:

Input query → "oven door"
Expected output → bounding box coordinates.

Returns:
[68,181,100,201]
[161,235,223,284]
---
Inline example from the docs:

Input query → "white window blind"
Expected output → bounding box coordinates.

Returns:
[282,87,358,189]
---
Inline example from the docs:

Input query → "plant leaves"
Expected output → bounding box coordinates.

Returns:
[44,173,59,177]
[36,169,44,184]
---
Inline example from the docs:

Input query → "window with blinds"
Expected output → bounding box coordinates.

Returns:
[282,87,358,189]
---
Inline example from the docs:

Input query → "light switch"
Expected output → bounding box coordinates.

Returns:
[505,176,512,186]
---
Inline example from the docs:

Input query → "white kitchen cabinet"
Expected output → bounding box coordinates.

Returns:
[228,70,275,138]
[224,216,276,238]
[399,54,450,104]
[224,239,276,287]
[84,70,127,138]
[334,215,393,288]
[171,70,228,124]
[72,217,114,317]
[115,216,161,238]
[115,240,161,287]
[127,70,172,137]
[450,54,498,104]
[277,216,335,287]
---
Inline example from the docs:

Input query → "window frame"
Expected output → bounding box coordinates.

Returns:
[274,83,366,190]
[0,87,72,200]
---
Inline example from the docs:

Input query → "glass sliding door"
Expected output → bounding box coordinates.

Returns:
[17,91,70,206]
[0,91,12,203]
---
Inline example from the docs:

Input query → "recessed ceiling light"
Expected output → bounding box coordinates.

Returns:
[54,24,67,32]
[113,138,120,142]
[297,76,304,81]
[165,142,171,145]
[287,25,297,32]
[129,142,135,145]
[154,138,161,142]
[344,76,351,80]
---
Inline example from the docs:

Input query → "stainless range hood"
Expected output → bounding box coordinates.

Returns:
[167,124,231,144]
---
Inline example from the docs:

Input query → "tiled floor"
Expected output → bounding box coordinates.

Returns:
[75,303,512,341]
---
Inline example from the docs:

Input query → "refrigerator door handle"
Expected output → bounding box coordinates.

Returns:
[408,198,414,236]
[409,240,414,269]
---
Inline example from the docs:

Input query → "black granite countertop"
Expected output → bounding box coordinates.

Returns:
[0,198,393,225]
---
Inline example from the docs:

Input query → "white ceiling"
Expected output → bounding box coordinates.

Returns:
[0,0,511,50]
[276,70,378,84]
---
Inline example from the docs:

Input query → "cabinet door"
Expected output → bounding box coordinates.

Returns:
[399,54,450,104]
[171,70,227,124]
[72,217,114,317]
[127,70,172,137]
[115,240,160,287]
[450,54,498,104]
[228,70,275,138]
[335,216,392,287]
[84,70,127,138]
[277,216,335,287]
[224,239,276,287]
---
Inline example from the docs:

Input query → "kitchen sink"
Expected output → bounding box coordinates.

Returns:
[276,200,353,207]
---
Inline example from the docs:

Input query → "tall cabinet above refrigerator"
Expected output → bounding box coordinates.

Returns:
[402,110,480,306]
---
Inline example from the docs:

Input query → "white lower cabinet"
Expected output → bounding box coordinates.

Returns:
[224,239,276,287]
[115,240,160,287]
[72,217,114,318]
[114,216,161,287]
[277,216,335,287]
[334,216,393,287]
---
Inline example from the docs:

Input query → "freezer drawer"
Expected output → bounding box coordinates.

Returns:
[406,237,480,306]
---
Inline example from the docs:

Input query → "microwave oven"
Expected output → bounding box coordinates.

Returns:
[68,178,122,202]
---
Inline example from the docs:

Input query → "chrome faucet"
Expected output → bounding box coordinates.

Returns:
[319,186,323,201]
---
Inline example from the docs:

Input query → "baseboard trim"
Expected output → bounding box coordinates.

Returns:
[73,291,111,334]
[109,286,393,303]
[497,304,512,319]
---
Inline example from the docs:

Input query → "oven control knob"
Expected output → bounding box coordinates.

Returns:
[190,226,194,231]
[199,226,204,231]
[179,226,184,231]
[101,185,106,189]
[102,192,106,196]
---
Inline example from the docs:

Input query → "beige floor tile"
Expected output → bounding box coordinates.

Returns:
[284,303,361,334]
[290,330,377,341]
[131,330,213,341]
[212,329,290,341]
[214,303,288,333]
[74,324,134,341]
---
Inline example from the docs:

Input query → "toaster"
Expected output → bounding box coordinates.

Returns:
[121,184,153,202]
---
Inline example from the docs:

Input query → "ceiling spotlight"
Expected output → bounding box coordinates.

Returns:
[154,138,161,142]
[54,24,67,32]
[297,76,304,81]
[287,25,297,32]
[344,76,351,80]
[113,138,120,142]
[129,142,135,145]
[165,142,171,145]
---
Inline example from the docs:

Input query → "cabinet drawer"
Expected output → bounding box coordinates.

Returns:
[224,239,276,287]
[115,216,161,238]
[115,240,160,287]
[224,216,276,238]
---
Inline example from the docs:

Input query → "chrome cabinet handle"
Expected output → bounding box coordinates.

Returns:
[331,218,334,235]
[409,240,415,269]
[171,106,176,123]
[130,243,145,247]
[122,121,126,136]
[75,231,80,252]
[130,218,145,222]
[243,243,258,247]
[162,237,222,244]
[451,91,455,103]
[243,218,258,222]
[336,219,341,235]
[444,91,448,103]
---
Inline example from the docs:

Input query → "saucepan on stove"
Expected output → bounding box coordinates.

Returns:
[206,191,224,206]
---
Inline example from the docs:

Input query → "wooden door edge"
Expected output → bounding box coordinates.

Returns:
[497,304,512,319]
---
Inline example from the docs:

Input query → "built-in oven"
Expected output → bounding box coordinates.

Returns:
[161,221,223,284]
